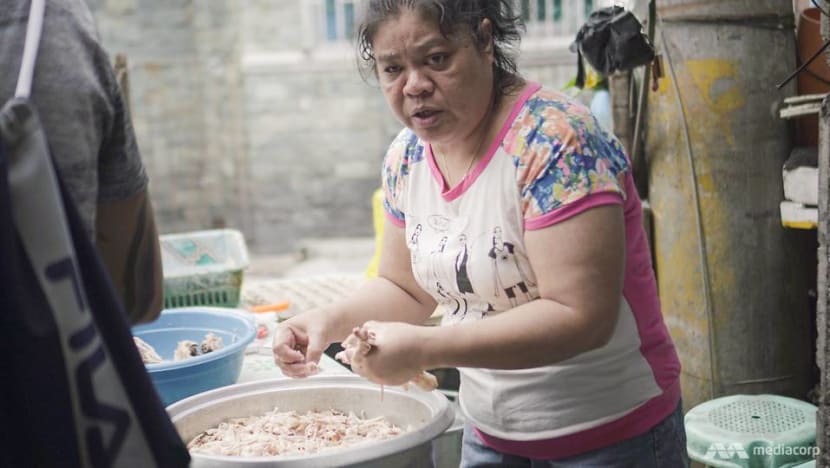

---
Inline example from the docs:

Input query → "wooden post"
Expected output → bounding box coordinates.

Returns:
[818,4,830,464]
[609,71,634,155]
[113,54,130,116]
[818,95,830,468]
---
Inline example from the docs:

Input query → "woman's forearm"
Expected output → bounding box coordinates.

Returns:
[421,298,617,370]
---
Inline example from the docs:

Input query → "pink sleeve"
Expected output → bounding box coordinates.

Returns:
[519,99,630,230]
[381,129,418,227]
[526,191,623,230]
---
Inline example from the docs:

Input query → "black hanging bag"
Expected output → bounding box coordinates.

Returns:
[571,6,656,88]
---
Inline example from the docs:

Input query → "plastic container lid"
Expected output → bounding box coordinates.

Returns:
[160,229,249,278]
[685,394,817,468]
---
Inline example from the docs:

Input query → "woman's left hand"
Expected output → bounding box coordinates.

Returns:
[350,320,431,386]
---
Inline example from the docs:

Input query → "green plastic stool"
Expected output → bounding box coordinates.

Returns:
[792,460,816,468]
[685,394,817,468]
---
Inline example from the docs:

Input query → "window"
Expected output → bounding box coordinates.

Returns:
[306,0,609,49]
[519,0,602,38]
[323,0,363,43]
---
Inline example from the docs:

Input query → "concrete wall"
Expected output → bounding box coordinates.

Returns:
[241,52,398,252]
[89,0,580,254]
[90,0,249,234]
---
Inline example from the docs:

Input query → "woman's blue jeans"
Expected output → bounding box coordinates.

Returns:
[460,402,689,468]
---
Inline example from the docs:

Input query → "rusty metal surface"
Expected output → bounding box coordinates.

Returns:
[646,20,813,411]
[657,0,793,20]
[817,94,830,468]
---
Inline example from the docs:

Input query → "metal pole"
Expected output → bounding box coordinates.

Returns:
[816,3,830,465]
[647,0,812,411]
[818,94,830,468]
[629,0,656,199]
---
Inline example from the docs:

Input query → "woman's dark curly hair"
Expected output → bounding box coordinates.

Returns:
[356,0,525,98]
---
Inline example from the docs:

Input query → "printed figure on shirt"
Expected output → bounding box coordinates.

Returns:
[409,223,423,265]
[455,233,474,295]
[488,226,533,307]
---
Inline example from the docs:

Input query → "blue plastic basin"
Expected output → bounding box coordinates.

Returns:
[132,307,256,406]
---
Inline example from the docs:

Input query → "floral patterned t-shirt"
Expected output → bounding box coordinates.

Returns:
[382,83,681,459]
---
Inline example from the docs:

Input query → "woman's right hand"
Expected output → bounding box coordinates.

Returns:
[272,314,331,378]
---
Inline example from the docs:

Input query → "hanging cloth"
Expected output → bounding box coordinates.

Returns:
[570,5,656,88]
[0,1,189,466]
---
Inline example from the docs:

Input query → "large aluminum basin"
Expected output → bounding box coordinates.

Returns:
[167,375,455,467]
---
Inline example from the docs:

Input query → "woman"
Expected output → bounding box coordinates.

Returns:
[272,1,686,466]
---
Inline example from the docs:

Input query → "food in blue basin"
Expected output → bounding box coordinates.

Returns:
[132,307,256,406]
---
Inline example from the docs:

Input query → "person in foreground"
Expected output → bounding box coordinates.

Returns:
[0,0,163,324]
[273,1,687,466]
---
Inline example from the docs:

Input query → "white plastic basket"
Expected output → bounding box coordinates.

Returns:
[160,229,249,308]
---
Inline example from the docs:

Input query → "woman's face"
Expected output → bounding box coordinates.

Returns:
[372,9,495,146]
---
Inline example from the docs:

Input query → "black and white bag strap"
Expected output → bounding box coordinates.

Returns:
[15,0,46,99]
[5,2,159,465]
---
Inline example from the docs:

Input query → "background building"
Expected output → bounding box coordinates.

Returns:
[89,0,607,253]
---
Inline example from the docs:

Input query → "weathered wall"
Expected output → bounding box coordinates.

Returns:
[817,1,830,466]
[89,0,579,254]
[241,55,398,251]
[90,0,249,234]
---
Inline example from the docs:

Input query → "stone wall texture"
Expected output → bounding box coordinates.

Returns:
[89,0,578,254]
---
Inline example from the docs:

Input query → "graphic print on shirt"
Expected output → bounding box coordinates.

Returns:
[455,234,474,294]
[408,213,531,322]
[409,223,423,265]
[431,235,448,282]
[429,234,469,315]
[488,226,534,307]
[408,214,466,319]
